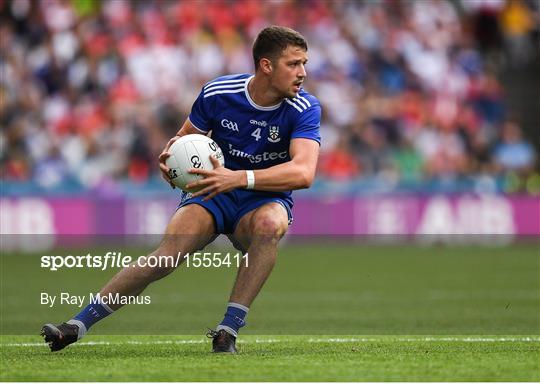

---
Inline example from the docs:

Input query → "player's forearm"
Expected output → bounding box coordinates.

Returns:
[245,161,314,192]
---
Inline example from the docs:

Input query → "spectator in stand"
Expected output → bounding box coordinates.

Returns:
[493,120,536,173]
[500,0,535,67]
[319,135,361,181]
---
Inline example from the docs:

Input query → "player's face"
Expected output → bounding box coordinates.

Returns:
[272,45,308,98]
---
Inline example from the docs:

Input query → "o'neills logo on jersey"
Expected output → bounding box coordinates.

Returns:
[228,144,288,164]
[249,119,267,127]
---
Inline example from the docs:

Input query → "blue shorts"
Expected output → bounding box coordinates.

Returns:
[177,189,293,234]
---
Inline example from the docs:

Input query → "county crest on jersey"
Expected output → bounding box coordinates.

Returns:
[188,74,321,174]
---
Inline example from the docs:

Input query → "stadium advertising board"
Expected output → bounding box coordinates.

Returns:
[1,196,538,237]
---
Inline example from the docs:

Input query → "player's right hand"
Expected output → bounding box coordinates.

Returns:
[158,136,181,188]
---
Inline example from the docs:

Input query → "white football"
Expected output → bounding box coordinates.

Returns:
[165,134,224,192]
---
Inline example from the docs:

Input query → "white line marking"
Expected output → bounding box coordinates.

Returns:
[3,336,539,347]
[306,337,540,343]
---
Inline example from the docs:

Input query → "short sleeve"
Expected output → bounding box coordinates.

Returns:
[291,103,321,145]
[188,89,212,133]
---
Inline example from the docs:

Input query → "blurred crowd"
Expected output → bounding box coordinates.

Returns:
[1,0,539,194]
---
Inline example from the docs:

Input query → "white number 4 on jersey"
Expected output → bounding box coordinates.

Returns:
[251,127,262,141]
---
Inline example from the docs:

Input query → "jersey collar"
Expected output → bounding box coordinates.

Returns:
[244,75,283,111]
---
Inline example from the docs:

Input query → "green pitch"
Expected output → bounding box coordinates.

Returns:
[1,335,539,381]
[1,241,539,381]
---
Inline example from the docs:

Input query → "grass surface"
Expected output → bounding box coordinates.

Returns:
[1,242,539,380]
[1,335,539,381]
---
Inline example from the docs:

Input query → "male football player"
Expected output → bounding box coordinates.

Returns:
[42,25,321,353]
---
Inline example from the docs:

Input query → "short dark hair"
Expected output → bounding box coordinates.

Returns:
[252,26,308,70]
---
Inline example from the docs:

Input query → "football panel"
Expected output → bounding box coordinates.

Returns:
[183,141,205,192]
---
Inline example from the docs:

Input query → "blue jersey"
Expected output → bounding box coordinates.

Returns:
[180,74,321,230]
[188,74,321,174]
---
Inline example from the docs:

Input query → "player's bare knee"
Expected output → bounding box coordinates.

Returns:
[252,215,288,239]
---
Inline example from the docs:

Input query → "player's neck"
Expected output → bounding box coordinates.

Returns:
[248,75,282,107]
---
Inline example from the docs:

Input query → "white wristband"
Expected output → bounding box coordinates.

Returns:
[246,170,255,189]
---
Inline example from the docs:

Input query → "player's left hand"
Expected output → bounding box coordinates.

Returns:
[187,155,245,200]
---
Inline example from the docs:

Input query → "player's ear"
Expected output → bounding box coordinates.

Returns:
[260,58,273,74]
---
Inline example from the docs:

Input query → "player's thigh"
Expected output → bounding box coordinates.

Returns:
[158,204,216,255]
[232,202,289,250]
